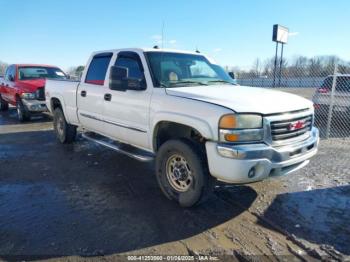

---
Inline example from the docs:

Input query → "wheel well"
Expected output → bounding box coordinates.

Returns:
[51,98,62,111]
[153,121,206,151]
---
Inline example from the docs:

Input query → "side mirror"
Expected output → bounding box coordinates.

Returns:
[109,66,128,91]
[109,66,146,91]
[228,71,235,79]
[8,75,14,82]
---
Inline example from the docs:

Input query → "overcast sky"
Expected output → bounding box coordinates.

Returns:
[0,0,349,70]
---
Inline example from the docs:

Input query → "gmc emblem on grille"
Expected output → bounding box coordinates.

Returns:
[288,120,306,131]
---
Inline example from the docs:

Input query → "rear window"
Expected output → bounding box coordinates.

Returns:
[85,53,113,85]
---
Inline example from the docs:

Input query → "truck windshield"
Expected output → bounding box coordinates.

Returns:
[18,67,67,80]
[145,52,235,88]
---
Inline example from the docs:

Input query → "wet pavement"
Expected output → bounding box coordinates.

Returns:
[0,108,349,261]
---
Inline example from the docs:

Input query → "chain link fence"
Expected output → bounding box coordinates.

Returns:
[235,61,350,139]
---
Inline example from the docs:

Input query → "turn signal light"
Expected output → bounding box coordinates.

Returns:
[224,133,239,142]
[219,115,236,129]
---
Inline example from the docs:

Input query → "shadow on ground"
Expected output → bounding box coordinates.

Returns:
[0,130,257,260]
[0,108,51,125]
[259,185,350,255]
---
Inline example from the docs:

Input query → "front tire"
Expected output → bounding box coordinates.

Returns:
[53,107,77,144]
[16,98,30,122]
[155,139,214,207]
[0,95,9,111]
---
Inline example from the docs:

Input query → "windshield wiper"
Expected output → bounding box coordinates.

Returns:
[169,80,208,87]
[160,82,169,88]
[207,80,235,85]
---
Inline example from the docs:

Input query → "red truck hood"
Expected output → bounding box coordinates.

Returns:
[16,79,46,93]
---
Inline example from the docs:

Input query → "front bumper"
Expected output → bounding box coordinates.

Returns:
[22,99,48,113]
[205,127,319,184]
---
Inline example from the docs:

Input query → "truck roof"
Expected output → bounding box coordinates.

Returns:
[325,74,350,78]
[91,47,204,56]
[14,64,60,68]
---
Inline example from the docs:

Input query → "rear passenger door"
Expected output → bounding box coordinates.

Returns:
[77,53,112,134]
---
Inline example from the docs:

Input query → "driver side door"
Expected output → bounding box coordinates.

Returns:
[3,65,17,104]
[103,51,152,150]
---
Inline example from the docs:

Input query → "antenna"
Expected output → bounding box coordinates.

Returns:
[161,20,165,49]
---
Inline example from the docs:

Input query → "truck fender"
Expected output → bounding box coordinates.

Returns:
[48,94,69,121]
[150,111,215,151]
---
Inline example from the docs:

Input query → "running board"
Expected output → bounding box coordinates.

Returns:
[82,132,154,162]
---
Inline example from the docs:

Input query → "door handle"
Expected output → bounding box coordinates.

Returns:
[104,93,112,101]
[81,90,87,97]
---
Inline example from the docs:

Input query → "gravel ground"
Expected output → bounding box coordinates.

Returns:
[0,108,349,261]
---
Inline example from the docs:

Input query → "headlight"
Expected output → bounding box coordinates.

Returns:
[219,114,262,129]
[219,114,264,142]
[21,93,36,100]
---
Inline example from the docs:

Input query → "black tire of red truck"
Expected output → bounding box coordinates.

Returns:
[53,107,77,144]
[0,95,9,111]
[16,98,30,122]
[155,139,215,207]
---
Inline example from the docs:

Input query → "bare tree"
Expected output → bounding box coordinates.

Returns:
[0,61,8,76]
[309,57,323,76]
[288,56,308,77]
[67,65,85,79]
[252,58,262,77]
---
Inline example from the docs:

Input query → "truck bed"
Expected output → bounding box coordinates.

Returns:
[45,79,80,124]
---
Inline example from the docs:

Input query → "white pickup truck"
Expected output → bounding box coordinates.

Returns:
[46,48,319,207]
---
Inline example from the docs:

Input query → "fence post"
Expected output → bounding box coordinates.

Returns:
[325,63,338,139]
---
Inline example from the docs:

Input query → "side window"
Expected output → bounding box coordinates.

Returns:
[115,52,145,80]
[4,67,10,81]
[115,57,143,79]
[85,53,112,85]
[5,65,15,81]
[322,77,332,89]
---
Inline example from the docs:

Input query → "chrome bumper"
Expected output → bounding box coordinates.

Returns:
[22,99,48,112]
[206,127,319,184]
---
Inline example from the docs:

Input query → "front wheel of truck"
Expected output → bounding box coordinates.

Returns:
[0,95,9,111]
[155,139,214,207]
[16,98,30,122]
[53,107,77,144]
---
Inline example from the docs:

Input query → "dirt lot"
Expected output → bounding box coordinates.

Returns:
[0,108,349,261]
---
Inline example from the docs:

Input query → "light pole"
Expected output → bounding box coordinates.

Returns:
[272,24,289,87]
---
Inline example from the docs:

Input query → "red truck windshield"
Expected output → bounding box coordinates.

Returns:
[18,67,67,80]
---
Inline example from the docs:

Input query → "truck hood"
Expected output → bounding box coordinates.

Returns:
[16,79,46,93]
[166,85,313,115]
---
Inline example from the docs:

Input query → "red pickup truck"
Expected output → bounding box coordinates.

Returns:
[0,64,67,121]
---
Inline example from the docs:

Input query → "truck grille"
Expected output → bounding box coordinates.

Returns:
[270,115,312,141]
[36,87,45,101]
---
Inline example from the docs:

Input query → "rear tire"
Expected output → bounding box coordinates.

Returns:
[0,95,9,111]
[155,139,214,207]
[16,98,30,122]
[53,107,77,144]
